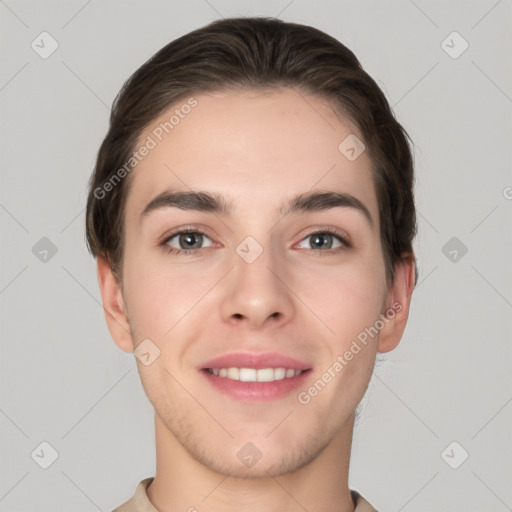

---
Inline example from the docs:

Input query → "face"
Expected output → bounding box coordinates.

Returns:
[106,88,406,478]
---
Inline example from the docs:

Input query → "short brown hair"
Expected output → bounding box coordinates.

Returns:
[85,16,417,286]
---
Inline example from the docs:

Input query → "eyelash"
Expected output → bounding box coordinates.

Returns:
[159,227,351,257]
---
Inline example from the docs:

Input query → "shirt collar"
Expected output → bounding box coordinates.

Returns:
[113,477,378,512]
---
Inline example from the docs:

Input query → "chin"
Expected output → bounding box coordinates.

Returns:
[188,431,329,480]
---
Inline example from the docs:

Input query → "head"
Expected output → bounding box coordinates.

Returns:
[86,17,417,477]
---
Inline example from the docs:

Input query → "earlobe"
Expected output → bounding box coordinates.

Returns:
[377,256,416,353]
[96,257,134,353]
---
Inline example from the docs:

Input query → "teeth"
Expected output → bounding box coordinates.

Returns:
[257,368,274,382]
[239,368,257,382]
[227,367,240,380]
[207,367,304,382]
[274,367,286,380]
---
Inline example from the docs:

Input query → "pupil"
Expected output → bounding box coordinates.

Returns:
[312,233,332,250]
[181,233,201,249]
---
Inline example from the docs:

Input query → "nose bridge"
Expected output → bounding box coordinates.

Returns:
[234,237,278,288]
[219,234,294,328]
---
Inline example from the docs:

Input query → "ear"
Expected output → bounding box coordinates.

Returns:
[96,257,134,353]
[377,255,416,353]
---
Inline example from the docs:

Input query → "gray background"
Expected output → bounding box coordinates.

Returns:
[1,0,511,510]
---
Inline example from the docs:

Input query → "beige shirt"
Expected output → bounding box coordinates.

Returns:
[112,477,378,512]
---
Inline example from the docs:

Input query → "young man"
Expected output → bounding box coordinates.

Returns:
[86,17,417,512]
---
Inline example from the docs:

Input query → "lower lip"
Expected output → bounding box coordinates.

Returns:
[201,369,311,402]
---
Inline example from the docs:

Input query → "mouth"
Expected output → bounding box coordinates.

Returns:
[203,367,307,382]
[199,352,313,402]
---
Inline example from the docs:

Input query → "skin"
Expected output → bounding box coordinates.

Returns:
[97,88,415,512]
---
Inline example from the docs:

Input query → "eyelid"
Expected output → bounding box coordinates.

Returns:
[166,231,213,249]
[159,225,352,255]
[158,225,218,257]
[292,226,351,248]
[158,224,214,245]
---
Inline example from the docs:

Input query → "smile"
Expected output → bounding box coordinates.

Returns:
[205,367,305,382]
[199,352,312,401]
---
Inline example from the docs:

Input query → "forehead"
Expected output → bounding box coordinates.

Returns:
[124,88,378,225]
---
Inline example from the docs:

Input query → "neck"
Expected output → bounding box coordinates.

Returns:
[147,413,356,512]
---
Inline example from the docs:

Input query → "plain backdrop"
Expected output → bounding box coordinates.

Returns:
[0,1,511,511]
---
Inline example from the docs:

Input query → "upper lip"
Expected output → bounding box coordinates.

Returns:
[200,352,312,371]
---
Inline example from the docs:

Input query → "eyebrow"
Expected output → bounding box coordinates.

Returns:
[139,189,373,228]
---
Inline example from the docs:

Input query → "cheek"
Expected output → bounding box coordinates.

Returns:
[123,236,387,345]
[296,256,387,342]
[123,252,216,340]
[131,281,189,335]
[135,360,180,424]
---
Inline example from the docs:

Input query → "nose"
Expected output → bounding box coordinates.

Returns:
[219,244,295,330]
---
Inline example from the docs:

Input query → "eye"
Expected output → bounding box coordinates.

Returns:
[296,230,349,252]
[162,230,213,254]
[159,228,350,256]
